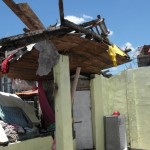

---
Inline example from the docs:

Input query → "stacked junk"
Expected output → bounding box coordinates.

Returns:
[0,80,55,146]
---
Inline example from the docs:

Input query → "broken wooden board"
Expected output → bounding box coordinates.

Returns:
[0,27,72,52]
[3,0,45,30]
[59,0,65,25]
[64,19,103,42]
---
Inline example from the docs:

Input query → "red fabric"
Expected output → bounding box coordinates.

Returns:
[38,81,55,127]
[1,54,14,73]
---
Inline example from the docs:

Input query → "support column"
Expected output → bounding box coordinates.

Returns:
[126,70,139,148]
[53,55,74,150]
[90,75,105,150]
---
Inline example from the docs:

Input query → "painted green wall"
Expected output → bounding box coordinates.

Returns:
[92,67,150,150]
[0,136,53,150]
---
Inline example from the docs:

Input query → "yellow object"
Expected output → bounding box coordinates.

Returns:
[108,44,127,66]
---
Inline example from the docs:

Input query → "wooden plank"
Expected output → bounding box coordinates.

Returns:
[70,47,107,68]
[10,62,38,69]
[59,0,65,25]
[69,57,102,74]
[18,3,45,30]
[53,55,74,150]
[0,17,110,52]
[71,67,81,104]
[8,67,52,80]
[64,19,103,42]
[0,27,72,52]
[79,19,99,27]
[3,0,45,30]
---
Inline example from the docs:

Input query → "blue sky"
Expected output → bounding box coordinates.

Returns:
[0,0,150,74]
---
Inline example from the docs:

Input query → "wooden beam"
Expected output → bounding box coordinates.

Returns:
[71,67,81,104]
[64,19,103,42]
[79,19,99,27]
[59,0,65,25]
[3,0,45,30]
[53,55,74,150]
[0,27,72,52]
[18,3,45,30]
[0,17,106,52]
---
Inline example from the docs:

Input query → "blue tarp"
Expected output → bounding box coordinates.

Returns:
[0,105,32,127]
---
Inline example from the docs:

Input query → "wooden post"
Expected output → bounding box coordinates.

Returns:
[71,67,81,150]
[53,55,74,150]
[59,0,65,25]
[90,75,105,150]
[3,0,45,30]
[71,67,81,104]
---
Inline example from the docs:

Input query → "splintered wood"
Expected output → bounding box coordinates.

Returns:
[0,0,129,80]
[3,0,44,30]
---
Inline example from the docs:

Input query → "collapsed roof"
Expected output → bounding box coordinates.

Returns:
[0,0,130,81]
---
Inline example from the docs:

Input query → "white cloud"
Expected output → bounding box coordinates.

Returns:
[82,14,93,19]
[0,33,10,39]
[65,14,93,24]
[65,15,85,24]
[121,42,136,58]
[108,30,114,36]
[121,42,135,51]
[4,33,10,37]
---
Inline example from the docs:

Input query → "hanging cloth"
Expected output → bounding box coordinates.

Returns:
[38,81,55,128]
[108,44,127,66]
[1,54,14,73]
[108,45,117,66]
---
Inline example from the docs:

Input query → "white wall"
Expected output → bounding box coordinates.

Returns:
[73,91,93,149]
